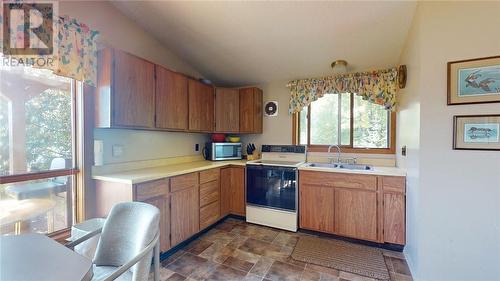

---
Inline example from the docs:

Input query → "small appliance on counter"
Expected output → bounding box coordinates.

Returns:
[203,142,242,161]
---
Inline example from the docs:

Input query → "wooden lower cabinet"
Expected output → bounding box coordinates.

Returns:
[221,166,245,216]
[334,188,377,241]
[135,179,170,252]
[170,174,200,246]
[299,184,335,233]
[298,170,406,245]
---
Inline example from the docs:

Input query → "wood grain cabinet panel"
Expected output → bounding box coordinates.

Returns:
[155,66,188,130]
[170,173,198,193]
[215,88,239,133]
[104,49,155,128]
[135,179,170,252]
[384,193,405,244]
[220,166,245,216]
[200,201,220,230]
[299,184,335,233]
[239,87,263,134]
[188,79,214,132]
[200,180,220,207]
[170,182,199,246]
[200,169,220,184]
[334,188,378,241]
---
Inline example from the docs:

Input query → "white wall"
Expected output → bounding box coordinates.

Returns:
[398,2,500,280]
[241,80,293,150]
[59,1,209,164]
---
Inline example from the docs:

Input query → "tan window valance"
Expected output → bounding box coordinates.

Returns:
[287,67,399,114]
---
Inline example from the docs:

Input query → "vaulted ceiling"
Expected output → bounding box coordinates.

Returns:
[113,1,417,87]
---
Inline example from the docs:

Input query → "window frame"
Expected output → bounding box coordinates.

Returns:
[292,93,396,154]
[0,80,84,237]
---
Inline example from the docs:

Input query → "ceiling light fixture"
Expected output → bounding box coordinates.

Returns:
[331,60,348,75]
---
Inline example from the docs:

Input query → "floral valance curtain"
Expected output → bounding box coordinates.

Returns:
[0,13,99,86]
[287,67,399,114]
[50,16,99,86]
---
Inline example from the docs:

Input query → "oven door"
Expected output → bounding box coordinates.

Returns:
[246,165,297,212]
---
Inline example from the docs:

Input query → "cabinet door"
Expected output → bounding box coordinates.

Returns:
[113,49,155,128]
[188,79,214,132]
[140,195,170,252]
[334,189,377,241]
[135,179,170,252]
[384,193,405,245]
[230,167,246,216]
[220,167,245,216]
[239,88,254,133]
[170,185,199,246]
[215,88,239,133]
[220,168,232,216]
[239,87,262,133]
[155,66,188,130]
[299,184,335,233]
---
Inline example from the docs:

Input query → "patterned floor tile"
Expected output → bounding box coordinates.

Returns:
[159,218,412,281]
[186,239,214,255]
[389,258,411,276]
[166,253,209,277]
[201,264,248,281]
[265,260,304,281]
[249,256,275,277]
[223,256,256,272]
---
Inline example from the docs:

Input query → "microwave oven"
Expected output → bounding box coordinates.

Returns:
[203,142,242,161]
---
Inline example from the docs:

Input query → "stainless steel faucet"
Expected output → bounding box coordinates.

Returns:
[327,145,341,164]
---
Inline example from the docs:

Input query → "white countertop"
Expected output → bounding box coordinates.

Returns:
[298,165,406,177]
[92,160,247,185]
[92,159,406,185]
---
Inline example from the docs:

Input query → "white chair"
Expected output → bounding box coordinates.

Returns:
[67,202,160,281]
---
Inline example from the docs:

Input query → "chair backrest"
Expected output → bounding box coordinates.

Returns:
[50,157,68,184]
[93,202,160,281]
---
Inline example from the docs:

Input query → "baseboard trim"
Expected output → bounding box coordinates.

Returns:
[298,228,405,252]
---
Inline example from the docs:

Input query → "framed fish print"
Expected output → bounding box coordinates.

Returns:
[453,114,500,151]
[447,56,500,105]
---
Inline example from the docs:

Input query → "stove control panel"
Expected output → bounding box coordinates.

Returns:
[261,145,306,154]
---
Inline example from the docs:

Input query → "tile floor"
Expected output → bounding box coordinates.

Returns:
[158,218,413,281]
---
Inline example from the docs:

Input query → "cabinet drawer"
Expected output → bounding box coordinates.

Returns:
[200,169,220,184]
[200,180,220,207]
[170,173,198,192]
[300,171,377,191]
[381,176,405,194]
[200,201,220,229]
[135,179,169,201]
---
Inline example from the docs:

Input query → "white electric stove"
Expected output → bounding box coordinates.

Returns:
[246,145,306,231]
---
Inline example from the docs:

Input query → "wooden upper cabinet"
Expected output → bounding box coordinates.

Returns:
[239,87,263,133]
[188,79,214,132]
[215,88,240,133]
[96,48,155,128]
[155,66,188,130]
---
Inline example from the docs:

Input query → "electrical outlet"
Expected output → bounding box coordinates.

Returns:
[112,144,124,157]
[195,144,200,152]
[402,145,407,156]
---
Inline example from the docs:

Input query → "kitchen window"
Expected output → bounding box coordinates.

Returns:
[0,67,83,236]
[293,93,396,153]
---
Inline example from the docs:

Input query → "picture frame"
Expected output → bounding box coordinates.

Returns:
[447,56,500,105]
[453,114,500,151]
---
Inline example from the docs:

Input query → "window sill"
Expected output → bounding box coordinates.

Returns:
[49,228,71,245]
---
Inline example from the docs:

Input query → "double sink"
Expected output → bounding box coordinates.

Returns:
[305,162,373,171]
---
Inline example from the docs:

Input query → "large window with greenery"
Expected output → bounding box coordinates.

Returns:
[295,93,395,153]
[0,67,79,236]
